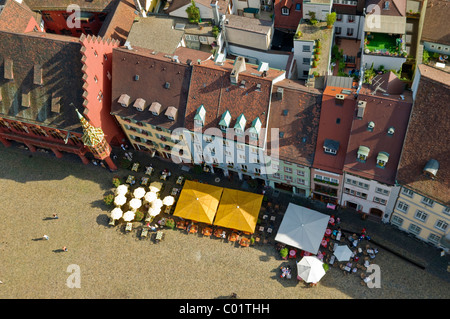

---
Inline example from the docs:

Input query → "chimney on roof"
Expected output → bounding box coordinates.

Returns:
[210,0,220,26]
[276,87,284,100]
[335,94,345,105]
[356,100,366,119]
[230,56,246,85]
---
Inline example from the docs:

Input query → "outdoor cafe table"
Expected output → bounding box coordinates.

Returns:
[126,175,135,184]
[171,188,179,196]
[228,232,239,242]
[239,237,250,247]
[202,227,213,236]
[145,166,154,175]
[176,176,184,185]
[131,163,139,172]
[141,177,149,186]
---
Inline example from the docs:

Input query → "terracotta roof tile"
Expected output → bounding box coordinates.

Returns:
[0,30,84,132]
[267,79,322,166]
[421,0,450,46]
[184,58,285,145]
[343,90,413,185]
[0,0,38,33]
[312,86,356,174]
[110,46,194,130]
[396,66,450,204]
[98,0,138,45]
[274,0,302,30]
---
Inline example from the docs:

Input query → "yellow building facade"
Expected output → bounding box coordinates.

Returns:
[391,186,450,248]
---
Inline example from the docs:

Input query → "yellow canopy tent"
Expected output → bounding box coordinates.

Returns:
[173,180,223,224]
[213,188,263,233]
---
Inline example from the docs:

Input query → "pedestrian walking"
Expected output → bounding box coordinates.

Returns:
[43,235,49,240]
[52,213,58,219]
[62,246,68,252]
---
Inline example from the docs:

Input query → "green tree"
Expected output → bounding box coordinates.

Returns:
[186,0,201,24]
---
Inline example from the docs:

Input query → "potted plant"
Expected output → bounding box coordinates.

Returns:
[112,177,121,188]
[103,194,115,206]
[165,218,175,229]
[312,60,318,68]
[280,247,289,260]
[326,12,336,29]
[314,53,320,61]
[134,210,144,222]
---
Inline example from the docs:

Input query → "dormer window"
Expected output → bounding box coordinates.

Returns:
[387,127,395,136]
[149,102,162,116]
[133,98,146,111]
[357,146,370,163]
[376,152,389,168]
[194,104,206,127]
[323,139,339,155]
[423,159,439,179]
[234,113,246,135]
[165,106,178,121]
[219,110,231,131]
[118,94,130,107]
[249,117,262,140]
[367,121,375,132]
[281,6,289,15]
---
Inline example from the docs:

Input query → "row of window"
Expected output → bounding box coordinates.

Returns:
[391,215,446,246]
[315,174,339,185]
[396,202,448,231]
[273,173,306,185]
[401,188,449,213]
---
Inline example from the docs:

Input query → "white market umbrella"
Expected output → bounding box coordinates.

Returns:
[123,210,135,222]
[129,198,142,211]
[111,207,123,220]
[148,207,161,217]
[116,184,129,196]
[133,187,146,199]
[114,195,127,207]
[334,245,353,262]
[162,196,175,206]
[144,191,157,203]
[152,198,163,209]
[275,203,329,255]
[297,256,326,283]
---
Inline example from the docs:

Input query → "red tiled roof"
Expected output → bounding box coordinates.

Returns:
[421,0,450,46]
[343,90,413,185]
[274,0,302,30]
[266,79,322,166]
[98,0,138,45]
[312,86,356,174]
[110,46,200,130]
[396,65,450,205]
[23,0,116,11]
[184,58,285,145]
[0,0,39,33]
[365,0,406,17]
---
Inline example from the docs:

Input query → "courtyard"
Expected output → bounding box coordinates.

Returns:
[0,143,449,299]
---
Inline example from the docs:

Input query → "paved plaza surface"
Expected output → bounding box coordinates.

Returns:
[0,143,449,299]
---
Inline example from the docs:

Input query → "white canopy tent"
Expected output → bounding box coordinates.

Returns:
[275,203,329,255]
[297,256,326,283]
[334,245,353,261]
